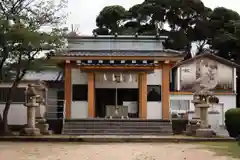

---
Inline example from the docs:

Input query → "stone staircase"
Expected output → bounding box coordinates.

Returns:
[62,119,173,135]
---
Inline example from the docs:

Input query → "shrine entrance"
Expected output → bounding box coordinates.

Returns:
[94,72,139,119]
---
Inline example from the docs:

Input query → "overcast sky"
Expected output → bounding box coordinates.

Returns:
[66,0,240,35]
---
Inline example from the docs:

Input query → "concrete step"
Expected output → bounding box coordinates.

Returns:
[62,119,173,135]
[64,123,171,127]
[62,132,173,136]
[63,124,172,129]
[65,119,170,122]
[63,129,173,135]
[63,127,172,131]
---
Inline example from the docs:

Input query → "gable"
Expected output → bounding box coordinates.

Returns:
[179,57,234,92]
[174,53,240,69]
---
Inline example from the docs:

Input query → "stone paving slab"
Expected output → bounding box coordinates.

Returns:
[0,135,235,143]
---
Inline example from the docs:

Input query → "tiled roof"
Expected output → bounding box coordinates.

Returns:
[23,70,63,81]
[50,49,184,57]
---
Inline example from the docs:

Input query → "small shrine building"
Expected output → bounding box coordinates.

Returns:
[48,34,185,120]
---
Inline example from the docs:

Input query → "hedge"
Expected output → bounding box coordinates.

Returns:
[225,108,240,138]
[172,119,188,134]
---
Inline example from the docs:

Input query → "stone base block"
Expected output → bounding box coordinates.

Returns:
[196,128,216,137]
[105,116,128,119]
[36,123,52,135]
[185,124,201,136]
[22,128,41,136]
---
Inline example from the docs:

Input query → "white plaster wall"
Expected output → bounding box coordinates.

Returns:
[71,69,89,118]
[147,70,162,85]
[179,58,234,91]
[0,104,27,125]
[234,68,237,93]
[170,94,236,123]
[71,101,88,119]
[147,70,162,119]
[71,69,88,85]
[0,83,28,88]
[147,102,162,119]
[208,103,224,127]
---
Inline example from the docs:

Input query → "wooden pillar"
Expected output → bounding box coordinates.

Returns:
[88,72,95,118]
[138,72,147,119]
[64,61,71,119]
[162,63,171,120]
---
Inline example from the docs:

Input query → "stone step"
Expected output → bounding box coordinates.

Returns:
[63,129,173,135]
[63,125,172,130]
[62,120,173,135]
[62,132,173,136]
[65,119,170,123]
[65,122,171,126]
[63,123,171,127]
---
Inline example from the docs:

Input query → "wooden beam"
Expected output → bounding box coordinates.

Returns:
[138,72,147,119]
[64,62,71,119]
[88,73,95,118]
[79,66,160,70]
[162,64,171,120]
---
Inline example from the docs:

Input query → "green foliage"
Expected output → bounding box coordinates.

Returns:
[0,0,68,82]
[225,108,240,138]
[0,0,67,134]
[93,0,240,61]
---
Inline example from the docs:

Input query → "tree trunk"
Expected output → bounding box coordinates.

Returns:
[0,114,3,135]
[2,80,20,135]
[3,98,12,135]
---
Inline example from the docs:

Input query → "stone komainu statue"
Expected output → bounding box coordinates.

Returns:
[25,81,47,105]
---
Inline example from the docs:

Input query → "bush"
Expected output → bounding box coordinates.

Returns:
[172,119,188,134]
[225,108,240,138]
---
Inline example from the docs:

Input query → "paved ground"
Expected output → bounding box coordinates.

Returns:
[0,142,237,160]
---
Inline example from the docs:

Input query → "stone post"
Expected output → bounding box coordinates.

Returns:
[27,104,36,128]
[195,103,211,128]
[23,96,41,136]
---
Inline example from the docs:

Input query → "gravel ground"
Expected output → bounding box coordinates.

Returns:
[0,142,237,160]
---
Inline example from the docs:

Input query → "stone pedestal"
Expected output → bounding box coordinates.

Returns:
[189,92,216,137]
[23,128,40,136]
[196,128,216,137]
[195,103,211,128]
[27,105,36,128]
[36,118,52,135]
[22,97,41,136]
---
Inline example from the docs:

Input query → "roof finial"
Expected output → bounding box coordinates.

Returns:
[114,32,118,38]
[135,32,138,38]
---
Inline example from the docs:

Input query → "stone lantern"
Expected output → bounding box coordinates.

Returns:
[22,84,41,136]
[22,82,52,136]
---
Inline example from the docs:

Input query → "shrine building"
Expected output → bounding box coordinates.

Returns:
[48,34,185,120]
